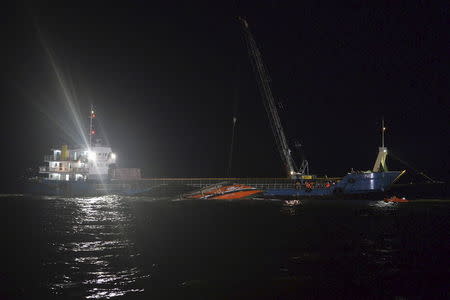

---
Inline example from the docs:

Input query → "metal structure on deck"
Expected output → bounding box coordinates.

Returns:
[239,17,309,179]
[373,118,388,172]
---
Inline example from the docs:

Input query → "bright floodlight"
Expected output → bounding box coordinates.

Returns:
[88,151,96,161]
[111,153,116,160]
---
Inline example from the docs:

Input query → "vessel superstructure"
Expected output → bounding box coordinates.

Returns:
[38,107,117,182]
[39,145,117,182]
[25,107,149,196]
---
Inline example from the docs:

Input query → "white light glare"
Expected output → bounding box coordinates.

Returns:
[88,151,96,161]
[111,153,116,160]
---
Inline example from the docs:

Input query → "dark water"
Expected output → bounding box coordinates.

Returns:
[1,195,449,299]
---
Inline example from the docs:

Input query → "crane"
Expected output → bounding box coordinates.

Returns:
[238,17,309,179]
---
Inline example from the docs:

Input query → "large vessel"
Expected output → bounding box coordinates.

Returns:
[25,19,404,198]
[25,107,148,196]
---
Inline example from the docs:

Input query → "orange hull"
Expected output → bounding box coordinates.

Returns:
[384,196,409,203]
[211,190,262,200]
[184,184,262,200]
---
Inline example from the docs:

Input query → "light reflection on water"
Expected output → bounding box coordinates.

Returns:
[45,196,403,299]
[46,195,147,299]
[280,199,303,216]
[279,198,403,283]
[25,195,448,298]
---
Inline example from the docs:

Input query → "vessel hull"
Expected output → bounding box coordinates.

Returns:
[24,171,403,198]
[24,180,152,196]
[264,171,403,198]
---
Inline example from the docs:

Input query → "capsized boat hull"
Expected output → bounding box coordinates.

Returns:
[183,183,263,200]
[384,196,409,203]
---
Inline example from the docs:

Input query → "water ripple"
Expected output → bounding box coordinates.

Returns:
[44,195,146,299]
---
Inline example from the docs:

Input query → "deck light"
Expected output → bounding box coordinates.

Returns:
[88,151,96,161]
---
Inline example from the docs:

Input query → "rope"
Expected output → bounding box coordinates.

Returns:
[389,151,437,183]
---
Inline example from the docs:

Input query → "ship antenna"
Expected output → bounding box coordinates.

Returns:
[373,117,388,172]
[89,104,95,148]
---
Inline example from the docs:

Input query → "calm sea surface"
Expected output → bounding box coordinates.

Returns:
[1,195,449,299]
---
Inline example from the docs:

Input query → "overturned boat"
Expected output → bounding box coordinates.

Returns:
[183,183,263,200]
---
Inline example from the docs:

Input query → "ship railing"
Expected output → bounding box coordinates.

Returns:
[48,167,68,172]
[135,177,341,189]
[44,155,82,162]
[44,155,55,161]
[72,167,89,173]
[41,167,90,173]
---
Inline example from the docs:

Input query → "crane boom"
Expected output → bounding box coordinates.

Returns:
[239,17,308,178]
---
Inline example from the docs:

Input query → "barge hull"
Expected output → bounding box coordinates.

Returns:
[24,171,402,198]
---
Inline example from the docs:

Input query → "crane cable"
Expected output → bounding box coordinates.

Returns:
[227,65,240,177]
[389,151,438,183]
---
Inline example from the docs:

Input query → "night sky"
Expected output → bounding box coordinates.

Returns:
[2,1,449,192]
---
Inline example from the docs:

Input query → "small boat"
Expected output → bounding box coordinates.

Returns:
[183,183,263,200]
[384,196,409,203]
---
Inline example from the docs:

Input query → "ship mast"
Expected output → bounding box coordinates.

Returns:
[89,104,95,148]
[238,17,308,178]
[373,117,388,172]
